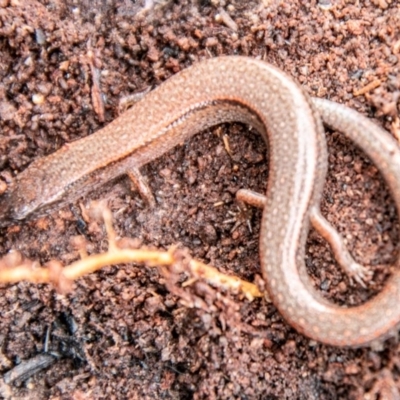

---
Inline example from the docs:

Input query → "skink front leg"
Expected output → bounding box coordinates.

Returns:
[126,168,156,207]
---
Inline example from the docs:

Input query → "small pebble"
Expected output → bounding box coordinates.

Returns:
[32,93,45,105]
[318,0,333,10]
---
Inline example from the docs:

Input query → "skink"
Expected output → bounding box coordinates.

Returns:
[1,56,400,347]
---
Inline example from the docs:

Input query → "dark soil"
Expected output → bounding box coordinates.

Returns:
[0,0,400,399]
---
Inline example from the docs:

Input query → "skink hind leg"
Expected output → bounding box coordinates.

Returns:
[309,206,372,287]
[236,188,372,287]
[236,188,266,209]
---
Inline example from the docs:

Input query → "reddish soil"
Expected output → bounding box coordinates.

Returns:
[0,0,400,399]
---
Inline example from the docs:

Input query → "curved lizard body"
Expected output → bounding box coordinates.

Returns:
[1,56,400,347]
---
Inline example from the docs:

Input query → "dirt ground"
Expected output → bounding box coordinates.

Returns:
[0,0,400,399]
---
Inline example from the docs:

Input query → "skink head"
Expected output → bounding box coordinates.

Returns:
[0,188,24,227]
[0,172,63,228]
[0,183,37,227]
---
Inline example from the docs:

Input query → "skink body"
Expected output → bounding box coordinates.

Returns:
[1,56,400,347]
